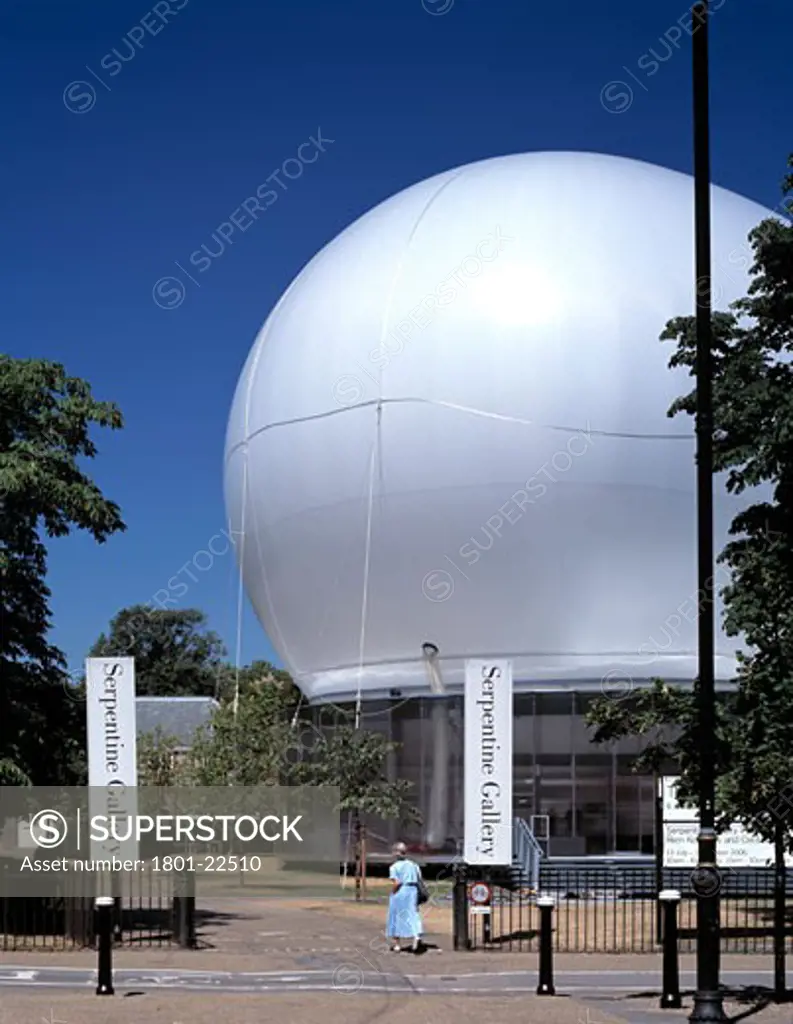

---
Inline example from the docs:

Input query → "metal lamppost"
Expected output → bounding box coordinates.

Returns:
[689,2,725,1021]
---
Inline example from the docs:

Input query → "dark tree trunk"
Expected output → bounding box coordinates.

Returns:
[360,823,368,901]
[353,811,362,902]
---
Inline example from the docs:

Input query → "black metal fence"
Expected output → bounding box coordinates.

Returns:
[0,861,193,950]
[464,867,793,954]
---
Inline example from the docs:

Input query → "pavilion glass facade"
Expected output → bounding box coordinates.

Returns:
[345,692,662,857]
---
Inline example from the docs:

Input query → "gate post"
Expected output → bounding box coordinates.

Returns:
[172,890,182,945]
[481,871,492,946]
[179,869,196,949]
[452,862,469,950]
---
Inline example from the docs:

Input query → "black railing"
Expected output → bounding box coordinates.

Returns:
[466,866,793,953]
[0,861,187,950]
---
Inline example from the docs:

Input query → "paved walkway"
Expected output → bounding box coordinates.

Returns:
[0,964,790,1024]
[2,897,790,1023]
[7,897,781,974]
[0,990,629,1024]
[0,963,788,995]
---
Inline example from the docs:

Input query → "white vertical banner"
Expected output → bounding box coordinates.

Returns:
[464,659,513,865]
[86,658,138,862]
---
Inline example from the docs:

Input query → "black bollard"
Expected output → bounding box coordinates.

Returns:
[95,896,115,996]
[536,895,556,996]
[452,862,469,951]
[659,889,681,1009]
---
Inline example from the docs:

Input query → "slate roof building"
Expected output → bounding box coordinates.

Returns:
[135,696,218,751]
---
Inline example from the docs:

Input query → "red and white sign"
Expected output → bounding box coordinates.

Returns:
[469,882,492,905]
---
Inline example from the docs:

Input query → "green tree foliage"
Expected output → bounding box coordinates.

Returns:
[187,673,303,786]
[90,606,225,697]
[182,675,418,828]
[214,658,302,704]
[0,356,124,783]
[660,161,793,849]
[0,759,32,786]
[292,722,420,825]
[137,728,185,787]
[587,681,736,813]
[291,720,421,895]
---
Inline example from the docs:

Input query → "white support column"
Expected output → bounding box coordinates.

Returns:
[425,698,450,849]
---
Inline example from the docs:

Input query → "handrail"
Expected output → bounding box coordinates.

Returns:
[513,816,543,890]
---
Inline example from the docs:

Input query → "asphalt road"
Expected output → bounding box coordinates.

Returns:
[0,965,787,995]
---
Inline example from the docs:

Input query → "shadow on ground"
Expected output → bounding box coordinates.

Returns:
[592,985,793,1023]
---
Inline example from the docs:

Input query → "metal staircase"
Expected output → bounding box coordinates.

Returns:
[511,816,543,890]
[487,817,543,891]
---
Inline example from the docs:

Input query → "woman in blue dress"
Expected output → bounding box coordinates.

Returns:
[386,842,423,952]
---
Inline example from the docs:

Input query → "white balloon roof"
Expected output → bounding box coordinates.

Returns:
[225,151,780,704]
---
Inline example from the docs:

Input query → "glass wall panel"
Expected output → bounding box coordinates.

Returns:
[638,775,656,854]
[535,693,574,753]
[615,756,656,852]
[390,696,463,853]
[574,758,612,854]
[448,697,464,849]
[572,693,601,754]
[385,690,660,857]
[513,693,536,820]
[535,694,574,851]
[391,699,424,846]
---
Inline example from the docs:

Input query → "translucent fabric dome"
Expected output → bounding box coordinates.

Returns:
[225,151,779,704]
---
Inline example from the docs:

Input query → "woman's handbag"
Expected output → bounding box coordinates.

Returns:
[416,869,430,905]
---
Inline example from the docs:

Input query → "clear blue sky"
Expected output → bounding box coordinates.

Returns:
[3,0,791,678]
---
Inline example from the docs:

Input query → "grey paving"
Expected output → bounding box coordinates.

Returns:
[0,964,788,997]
